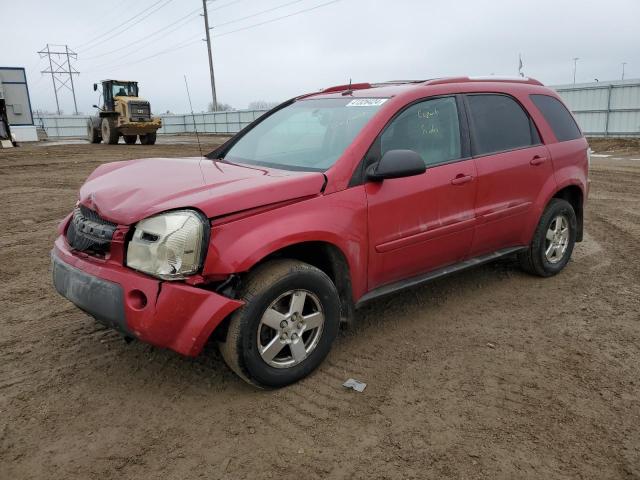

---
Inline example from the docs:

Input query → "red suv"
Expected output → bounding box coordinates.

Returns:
[52,77,589,387]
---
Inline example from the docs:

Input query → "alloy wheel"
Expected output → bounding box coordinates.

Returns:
[256,289,324,369]
[545,214,570,264]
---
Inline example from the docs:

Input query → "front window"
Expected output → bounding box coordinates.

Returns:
[380,96,462,166]
[224,98,387,171]
[112,82,138,97]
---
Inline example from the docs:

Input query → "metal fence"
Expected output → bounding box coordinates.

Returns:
[32,80,640,139]
[552,79,640,137]
[33,109,268,138]
[159,110,267,134]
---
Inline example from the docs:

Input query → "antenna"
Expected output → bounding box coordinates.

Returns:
[342,77,353,96]
[183,75,204,157]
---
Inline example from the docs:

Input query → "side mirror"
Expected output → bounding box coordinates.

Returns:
[92,104,99,109]
[93,83,98,91]
[367,149,426,181]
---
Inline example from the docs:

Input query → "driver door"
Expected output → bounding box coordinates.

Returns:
[365,96,477,290]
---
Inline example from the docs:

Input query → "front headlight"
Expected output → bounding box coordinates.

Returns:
[126,210,207,280]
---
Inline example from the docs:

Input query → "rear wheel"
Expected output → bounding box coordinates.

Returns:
[101,118,119,145]
[518,198,577,277]
[219,260,341,388]
[139,132,156,145]
[123,135,137,145]
[87,120,101,143]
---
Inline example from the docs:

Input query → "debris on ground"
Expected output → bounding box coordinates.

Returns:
[343,378,367,392]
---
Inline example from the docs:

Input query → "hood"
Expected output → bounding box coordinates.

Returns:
[79,157,325,225]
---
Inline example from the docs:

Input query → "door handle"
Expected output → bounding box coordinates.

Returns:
[530,155,547,166]
[450,174,473,185]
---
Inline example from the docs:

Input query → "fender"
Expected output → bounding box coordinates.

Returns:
[528,176,585,245]
[522,170,561,244]
[202,186,369,301]
[554,165,588,196]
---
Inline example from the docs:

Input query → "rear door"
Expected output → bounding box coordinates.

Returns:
[365,96,477,289]
[464,93,554,256]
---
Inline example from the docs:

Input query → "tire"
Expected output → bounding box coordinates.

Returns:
[101,118,119,145]
[123,135,137,145]
[219,260,341,388]
[139,132,156,145]
[518,198,577,277]
[87,120,101,143]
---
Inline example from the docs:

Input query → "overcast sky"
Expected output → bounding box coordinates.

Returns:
[2,0,639,114]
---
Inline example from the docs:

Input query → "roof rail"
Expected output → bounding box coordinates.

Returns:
[425,76,544,86]
[371,79,427,86]
[322,82,371,93]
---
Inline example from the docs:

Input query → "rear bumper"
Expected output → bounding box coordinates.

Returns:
[52,236,243,356]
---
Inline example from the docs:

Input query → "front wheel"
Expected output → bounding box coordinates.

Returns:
[139,132,156,145]
[101,118,119,145]
[123,135,137,145]
[518,198,577,277]
[219,260,341,388]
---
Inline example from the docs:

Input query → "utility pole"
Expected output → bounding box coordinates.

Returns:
[202,0,218,111]
[38,44,79,114]
[622,62,627,81]
[572,57,579,85]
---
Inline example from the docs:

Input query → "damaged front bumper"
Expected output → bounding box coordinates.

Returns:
[51,236,243,356]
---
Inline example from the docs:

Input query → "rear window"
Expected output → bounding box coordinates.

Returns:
[530,94,582,142]
[466,94,539,156]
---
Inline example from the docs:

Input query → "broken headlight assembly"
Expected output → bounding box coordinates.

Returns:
[126,210,208,280]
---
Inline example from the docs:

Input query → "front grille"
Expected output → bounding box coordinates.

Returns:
[128,101,151,122]
[66,205,117,254]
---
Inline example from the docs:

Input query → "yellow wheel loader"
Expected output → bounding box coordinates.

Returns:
[87,80,161,145]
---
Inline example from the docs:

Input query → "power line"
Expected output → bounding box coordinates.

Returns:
[83,8,201,61]
[76,0,166,49]
[80,0,246,64]
[209,0,246,11]
[211,0,307,29]
[213,0,343,38]
[84,0,345,74]
[77,0,173,51]
[78,0,135,35]
[84,35,202,73]
[81,0,176,52]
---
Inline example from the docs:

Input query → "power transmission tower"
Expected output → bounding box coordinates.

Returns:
[38,44,80,115]
[201,0,218,111]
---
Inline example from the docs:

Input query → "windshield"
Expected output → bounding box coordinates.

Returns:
[112,82,138,97]
[224,98,387,171]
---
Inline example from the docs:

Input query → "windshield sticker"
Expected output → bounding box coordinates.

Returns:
[346,98,388,107]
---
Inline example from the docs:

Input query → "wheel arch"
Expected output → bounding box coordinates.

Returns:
[248,240,355,324]
[210,239,355,346]
[551,184,584,242]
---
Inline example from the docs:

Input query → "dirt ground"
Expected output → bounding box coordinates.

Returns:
[1,136,639,480]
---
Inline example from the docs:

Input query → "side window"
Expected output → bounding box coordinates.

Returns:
[530,94,582,142]
[380,97,462,167]
[466,94,537,156]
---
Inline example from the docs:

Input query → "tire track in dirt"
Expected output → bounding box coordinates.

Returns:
[2,138,640,480]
